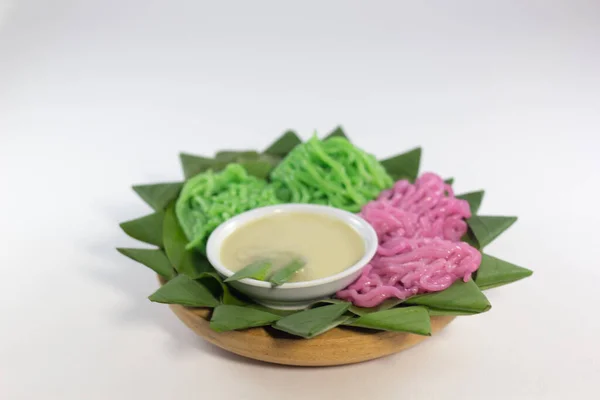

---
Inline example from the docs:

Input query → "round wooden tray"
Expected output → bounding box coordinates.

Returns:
[165,283,456,366]
[169,305,454,366]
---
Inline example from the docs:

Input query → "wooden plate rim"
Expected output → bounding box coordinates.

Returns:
[158,275,456,366]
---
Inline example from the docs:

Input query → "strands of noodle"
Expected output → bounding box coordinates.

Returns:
[337,173,481,307]
[176,164,280,252]
[270,135,393,212]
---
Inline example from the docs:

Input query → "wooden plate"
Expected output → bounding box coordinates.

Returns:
[161,277,456,366]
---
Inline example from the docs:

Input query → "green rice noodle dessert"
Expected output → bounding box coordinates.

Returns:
[176,164,280,252]
[270,136,394,212]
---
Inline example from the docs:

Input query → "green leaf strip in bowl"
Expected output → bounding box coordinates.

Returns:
[224,260,272,283]
[268,258,306,286]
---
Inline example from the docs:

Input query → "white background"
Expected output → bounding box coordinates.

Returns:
[1,1,599,399]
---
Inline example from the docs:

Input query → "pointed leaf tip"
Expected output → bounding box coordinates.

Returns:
[195,272,248,306]
[468,215,517,248]
[405,280,491,314]
[273,302,351,338]
[119,212,165,247]
[457,190,485,214]
[427,308,480,316]
[148,274,219,307]
[324,126,349,141]
[179,153,227,179]
[163,205,213,278]
[350,306,431,335]
[215,150,260,162]
[132,182,183,211]
[475,254,533,290]
[348,298,404,316]
[380,147,422,181]
[214,151,282,168]
[117,248,176,279]
[238,160,274,180]
[264,130,302,157]
[210,305,280,332]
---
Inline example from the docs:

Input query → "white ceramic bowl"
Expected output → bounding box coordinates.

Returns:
[206,204,378,309]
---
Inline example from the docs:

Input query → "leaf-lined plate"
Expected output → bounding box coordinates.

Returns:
[118,126,532,365]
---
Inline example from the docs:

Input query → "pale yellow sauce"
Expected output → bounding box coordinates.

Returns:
[221,212,364,282]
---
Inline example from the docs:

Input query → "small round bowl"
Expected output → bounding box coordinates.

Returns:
[206,204,378,309]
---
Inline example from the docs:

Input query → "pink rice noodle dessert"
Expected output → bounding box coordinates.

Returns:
[337,173,481,307]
